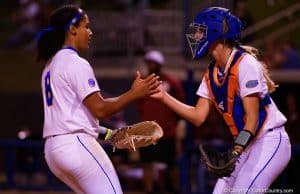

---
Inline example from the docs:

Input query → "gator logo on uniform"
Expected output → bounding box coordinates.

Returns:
[88,78,96,87]
[218,101,224,111]
[246,80,258,88]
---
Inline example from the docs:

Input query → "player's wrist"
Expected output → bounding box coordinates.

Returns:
[98,128,113,141]
[128,88,141,100]
[104,129,113,141]
[161,92,169,103]
[234,129,254,149]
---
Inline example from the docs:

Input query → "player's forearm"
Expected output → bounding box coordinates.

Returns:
[242,94,260,135]
[95,90,136,119]
[243,112,258,135]
[234,96,259,154]
[162,93,204,126]
[234,113,258,155]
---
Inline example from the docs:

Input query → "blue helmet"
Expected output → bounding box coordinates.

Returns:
[186,7,243,60]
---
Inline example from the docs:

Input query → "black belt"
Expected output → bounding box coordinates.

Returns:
[267,125,283,132]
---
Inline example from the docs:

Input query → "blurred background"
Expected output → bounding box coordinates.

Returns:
[0,0,300,193]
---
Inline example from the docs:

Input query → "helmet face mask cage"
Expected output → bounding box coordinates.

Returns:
[186,23,208,59]
[186,7,243,60]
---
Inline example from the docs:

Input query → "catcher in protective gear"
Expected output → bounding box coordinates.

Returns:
[102,121,163,151]
[199,144,240,178]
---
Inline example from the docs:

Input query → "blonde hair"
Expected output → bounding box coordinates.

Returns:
[239,45,277,93]
[221,18,277,93]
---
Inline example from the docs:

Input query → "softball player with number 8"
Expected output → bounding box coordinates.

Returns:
[38,5,160,194]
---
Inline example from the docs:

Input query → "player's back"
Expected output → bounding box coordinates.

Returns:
[41,48,99,138]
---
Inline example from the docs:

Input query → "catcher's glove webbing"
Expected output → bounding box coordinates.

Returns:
[108,121,163,151]
[199,144,239,178]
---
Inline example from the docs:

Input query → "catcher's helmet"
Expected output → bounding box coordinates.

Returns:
[186,7,243,60]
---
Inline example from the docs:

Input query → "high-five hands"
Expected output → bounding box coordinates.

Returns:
[130,71,161,99]
[149,81,166,101]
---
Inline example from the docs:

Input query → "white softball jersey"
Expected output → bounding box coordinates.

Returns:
[42,48,123,194]
[41,48,100,138]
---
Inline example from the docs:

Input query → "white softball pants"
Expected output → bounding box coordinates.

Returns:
[213,126,291,194]
[44,132,123,194]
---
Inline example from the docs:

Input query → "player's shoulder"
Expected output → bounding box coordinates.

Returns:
[55,49,91,69]
[239,53,262,73]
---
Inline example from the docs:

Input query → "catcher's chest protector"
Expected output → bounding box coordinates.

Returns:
[204,50,270,136]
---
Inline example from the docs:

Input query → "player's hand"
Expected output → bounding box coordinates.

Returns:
[130,71,161,98]
[150,82,166,101]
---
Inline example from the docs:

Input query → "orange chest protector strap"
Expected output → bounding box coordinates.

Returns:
[204,53,245,136]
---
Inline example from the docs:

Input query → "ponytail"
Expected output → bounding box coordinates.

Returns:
[36,5,85,62]
[37,27,64,62]
[222,17,277,93]
[239,45,278,93]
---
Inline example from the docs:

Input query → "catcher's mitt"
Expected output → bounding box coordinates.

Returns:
[109,121,163,151]
[199,144,239,178]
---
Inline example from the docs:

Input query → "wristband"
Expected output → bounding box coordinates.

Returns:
[104,129,113,141]
[98,128,112,140]
[234,129,254,148]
